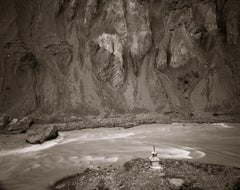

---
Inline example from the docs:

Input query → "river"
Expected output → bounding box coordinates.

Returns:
[0,123,239,190]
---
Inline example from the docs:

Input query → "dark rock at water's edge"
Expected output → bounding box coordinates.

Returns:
[50,158,240,190]
[0,0,240,120]
[26,124,58,144]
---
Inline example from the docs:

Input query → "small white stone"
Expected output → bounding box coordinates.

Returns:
[168,178,184,189]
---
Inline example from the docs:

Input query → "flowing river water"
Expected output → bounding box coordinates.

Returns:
[0,123,240,190]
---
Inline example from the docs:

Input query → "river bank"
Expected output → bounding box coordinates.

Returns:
[50,158,240,190]
[1,112,240,135]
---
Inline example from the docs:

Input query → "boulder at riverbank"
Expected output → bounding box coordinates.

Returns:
[26,124,58,144]
[50,158,240,190]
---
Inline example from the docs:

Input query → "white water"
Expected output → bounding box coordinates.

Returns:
[0,123,239,190]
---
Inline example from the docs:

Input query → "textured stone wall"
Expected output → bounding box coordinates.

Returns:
[0,0,240,119]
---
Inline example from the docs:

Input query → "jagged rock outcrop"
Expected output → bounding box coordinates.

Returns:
[0,0,240,120]
[7,117,34,133]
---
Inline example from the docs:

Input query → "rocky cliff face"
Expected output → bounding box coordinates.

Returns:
[0,0,240,119]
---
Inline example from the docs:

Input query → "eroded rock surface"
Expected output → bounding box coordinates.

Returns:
[26,124,58,144]
[7,117,33,133]
[0,0,240,120]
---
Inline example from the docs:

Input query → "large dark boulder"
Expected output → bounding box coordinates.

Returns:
[26,124,58,144]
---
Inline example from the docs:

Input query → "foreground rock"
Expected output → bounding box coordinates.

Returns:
[51,158,240,190]
[26,124,58,144]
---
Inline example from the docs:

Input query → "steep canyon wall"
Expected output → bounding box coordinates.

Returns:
[0,0,240,119]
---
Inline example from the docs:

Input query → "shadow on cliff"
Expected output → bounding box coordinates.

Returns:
[0,182,7,190]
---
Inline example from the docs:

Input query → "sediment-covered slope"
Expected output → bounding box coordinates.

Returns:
[0,0,240,119]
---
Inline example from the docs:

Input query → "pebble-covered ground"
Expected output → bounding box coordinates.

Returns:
[51,158,240,190]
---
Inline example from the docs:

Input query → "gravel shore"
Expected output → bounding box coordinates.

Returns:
[50,158,240,190]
